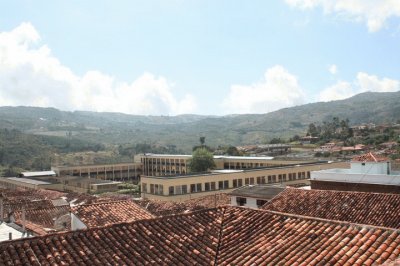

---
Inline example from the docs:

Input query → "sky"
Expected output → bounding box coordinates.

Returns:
[1,0,400,116]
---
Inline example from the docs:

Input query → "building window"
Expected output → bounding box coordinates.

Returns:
[142,183,147,193]
[224,180,229,189]
[190,183,202,193]
[211,182,216,190]
[261,176,266,184]
[238,179,243,187]
[236,197,247,206]
[245,178,249,185]
[256,177,261,184]
[307,171,310,178]
[256,199,268,208]
[233,179,238,188]
[250,178,254,185]
[169,186,174,195]
[205,182,210,191]
[150,184,155,194]
[218,181,223,190]
[182,185,187,194]
[175,185,182,195]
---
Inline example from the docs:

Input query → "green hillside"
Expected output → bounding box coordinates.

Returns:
[0,91,399,153]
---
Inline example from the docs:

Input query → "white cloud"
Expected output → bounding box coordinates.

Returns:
[328,64,337,75]
[222,65,305,114]
[285,0,400,32]
[318,72,400,101]
[0,23,197,115]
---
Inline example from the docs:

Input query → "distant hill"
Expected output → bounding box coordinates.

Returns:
[0,91,399,152]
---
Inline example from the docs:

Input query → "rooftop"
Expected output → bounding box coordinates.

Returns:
[146,160,332,179]
[71,200,154,228]
[13,206,70,235]
[137,193,230,216]
[263,187,400,228]
[4,177,52,185]
[230,184,285,199]
[1,206,400,265]
[19,171,56,177]
[352,152,390,162]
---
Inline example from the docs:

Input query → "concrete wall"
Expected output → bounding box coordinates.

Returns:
[311,171,400,186]
[350,162,391,175]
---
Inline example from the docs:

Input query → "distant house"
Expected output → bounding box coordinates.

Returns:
[311,152,400,193]
[299,136,319,144]
[230,185,285,208]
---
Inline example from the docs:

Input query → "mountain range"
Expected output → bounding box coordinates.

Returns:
[1,91,399,152]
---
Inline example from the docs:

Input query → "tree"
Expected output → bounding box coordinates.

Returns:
[307,123,319,137]
[188,147,215,173]
[199,136,206,146]
[226,146,240,156]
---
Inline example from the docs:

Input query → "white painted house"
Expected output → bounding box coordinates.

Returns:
[230,185,285,209]
[311,152,400,186]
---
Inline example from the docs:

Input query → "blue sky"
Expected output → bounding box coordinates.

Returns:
[1,0,400,115]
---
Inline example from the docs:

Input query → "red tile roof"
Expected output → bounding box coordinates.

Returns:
[263,188,400,228]
[138,193,230,216]
[13,206,70,235]
[72,200,154,228]
[352,152,389,162]
[0,207,400,265]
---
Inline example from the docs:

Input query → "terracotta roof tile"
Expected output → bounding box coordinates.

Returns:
[352,152,389,162]
[13,206,70,235]
[0,207,399,265]
[72,200,154,228]
[138,193,230,216]
[263,188,400,229]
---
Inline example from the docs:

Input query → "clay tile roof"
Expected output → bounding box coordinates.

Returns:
[263,188,400,229]
[13,206,70,235]
[138,193,230,216]
[0,206,399,265]
[72,200,154,228]
[352,152,389,162]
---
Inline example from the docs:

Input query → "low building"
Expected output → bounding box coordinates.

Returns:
[18,171,56,178]
[141,161,348,201]
[310,152,400,193]
[0,177,61,191]
[135,153,313,177]
[230,185,285,208]
[58,176,121,194]
[52,162,142,182]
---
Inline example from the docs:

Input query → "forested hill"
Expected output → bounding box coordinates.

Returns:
[0,91,399,152]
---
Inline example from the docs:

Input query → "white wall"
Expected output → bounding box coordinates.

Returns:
[71,213,87,231]
[311,171,400,185]
[350,162,390,175]
[230,196,262,209]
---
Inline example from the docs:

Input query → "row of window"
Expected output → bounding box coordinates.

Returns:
[142,171,310,195]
